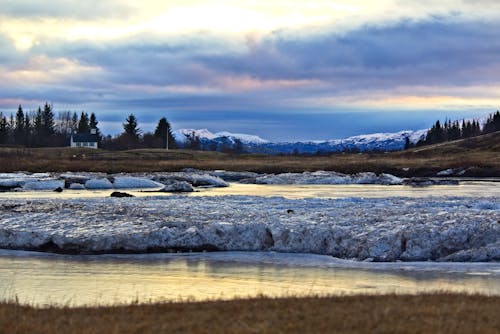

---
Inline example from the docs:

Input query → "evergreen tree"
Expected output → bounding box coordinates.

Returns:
[71,112,79,133]
[0,113,8,144]
[14,105,25,145]
[404,136,412,150]
[77,112,90,133]
[42,102,55,137]
[24,113,31,146]
[483,111,500,134]
[185,131,201,150]
[89,113,102,143]
[233,138,244,154]
[123,114,141,140]
[154,117,176,149]
[33,107,43,146]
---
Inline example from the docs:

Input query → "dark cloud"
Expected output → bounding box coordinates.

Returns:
[194,19,500,88]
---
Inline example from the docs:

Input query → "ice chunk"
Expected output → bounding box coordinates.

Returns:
[22,180,65,191]
[85,179,113,189]
[113,177,163,189]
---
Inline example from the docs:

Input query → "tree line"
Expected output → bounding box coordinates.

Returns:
[0,104,177,150]
[405,111,500,149]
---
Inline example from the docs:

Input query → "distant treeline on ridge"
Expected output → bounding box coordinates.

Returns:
[405,111,500,149]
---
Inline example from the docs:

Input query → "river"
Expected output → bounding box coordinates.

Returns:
[0,182,498,306]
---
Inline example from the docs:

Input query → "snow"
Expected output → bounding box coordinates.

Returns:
[172,128,428,153]
[173,128,269,144]
[254,172,403,185]
[245,129,429,154]
[0,196,498,261]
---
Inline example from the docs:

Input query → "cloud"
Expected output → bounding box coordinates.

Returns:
[0,0,133,19]
[1,3,500,139]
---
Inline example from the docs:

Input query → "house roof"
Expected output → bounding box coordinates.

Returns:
[72,133,98,142]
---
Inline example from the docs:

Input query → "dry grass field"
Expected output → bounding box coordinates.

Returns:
[0,131,498,176]
[1,294,498,334]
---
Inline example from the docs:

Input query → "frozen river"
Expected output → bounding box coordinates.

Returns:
[0,181,498,306]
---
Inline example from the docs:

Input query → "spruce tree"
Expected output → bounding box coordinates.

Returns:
[154,117,176,149]
[89,112,102,145]
[24,113,31,146]
[0,113,8,144]
[404,136,412,150]
[42,102,55,137]
[78,112,90,133]
[14,105,25,145]
[71,112,79,133]
[123,114,141,140]
[33,107,43,146]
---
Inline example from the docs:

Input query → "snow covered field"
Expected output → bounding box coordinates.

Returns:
[0,195,498,261]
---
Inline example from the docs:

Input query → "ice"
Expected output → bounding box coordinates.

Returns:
[0,196,497,261]
[112,177,163,189]
[254,171,404,185]
[152,172,229,187]
[22,180,65,191]
[85,178,113,189]
[437,169,454,176]
[160,181,194,192]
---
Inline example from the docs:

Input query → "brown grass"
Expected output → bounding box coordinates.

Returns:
[1,294,499,333]
[0,131,499,176]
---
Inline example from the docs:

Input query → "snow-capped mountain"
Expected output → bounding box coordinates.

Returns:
[173,129,269,144]
[173,128,427,154]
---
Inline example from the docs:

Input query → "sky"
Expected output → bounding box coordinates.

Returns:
[0,0,499,141]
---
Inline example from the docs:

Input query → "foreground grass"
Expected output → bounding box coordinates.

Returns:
[0,131,499,176]
[1,294,499,333]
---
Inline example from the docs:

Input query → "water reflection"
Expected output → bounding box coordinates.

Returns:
[1,251,498,306]
[0,181,498,200]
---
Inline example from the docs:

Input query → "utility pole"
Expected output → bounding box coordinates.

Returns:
[166,133,169,150]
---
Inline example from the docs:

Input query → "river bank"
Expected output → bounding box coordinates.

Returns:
[1,294,499,334]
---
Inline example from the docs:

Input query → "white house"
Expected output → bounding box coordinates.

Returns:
[70,129,99,149]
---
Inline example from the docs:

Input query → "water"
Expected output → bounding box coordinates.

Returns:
[1,250,499,307]
[0,181,498,200]
[0,182,498,306]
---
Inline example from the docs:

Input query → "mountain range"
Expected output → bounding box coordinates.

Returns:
[173,128,428,154]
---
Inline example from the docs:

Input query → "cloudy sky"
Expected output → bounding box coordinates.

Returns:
[0,0,499,140]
